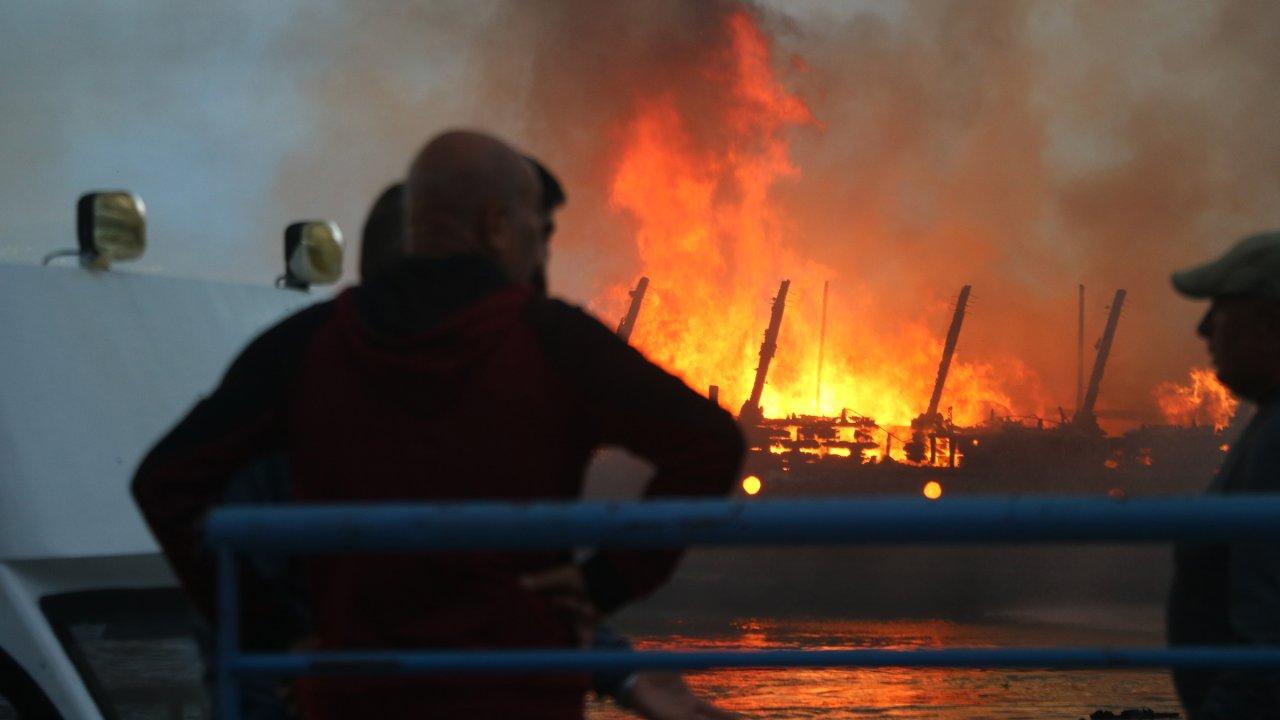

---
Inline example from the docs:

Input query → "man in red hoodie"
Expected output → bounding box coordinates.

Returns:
[131,130,745,719]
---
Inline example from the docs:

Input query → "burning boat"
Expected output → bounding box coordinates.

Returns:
[614,275,1233,501]
[610,275,1236,620]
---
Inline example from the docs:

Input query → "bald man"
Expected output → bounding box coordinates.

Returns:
[133,130,744,720]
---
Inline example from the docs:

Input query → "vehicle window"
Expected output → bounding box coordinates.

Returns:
[40,589,207,720]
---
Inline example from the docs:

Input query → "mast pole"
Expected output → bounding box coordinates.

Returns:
[815,280,829,414]
[1076,284,1084,412]
[615,276,650,343]
[925,285,972,420]
[739,280,791,425]
[1076,288,1126,431]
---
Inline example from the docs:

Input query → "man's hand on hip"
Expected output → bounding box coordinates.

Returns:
[627,672,744,720]
[520,563,599,644]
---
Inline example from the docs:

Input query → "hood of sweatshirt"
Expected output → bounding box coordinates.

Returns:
[332,255,534,407]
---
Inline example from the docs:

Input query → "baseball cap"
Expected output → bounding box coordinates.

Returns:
[1172,231,1280,300]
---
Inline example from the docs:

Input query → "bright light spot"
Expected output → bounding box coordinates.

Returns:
[1220,443,1230,453]
[1104,459,1119,470]
[922,480,943,500]
[971,439,980,447]
[742,475,762,495]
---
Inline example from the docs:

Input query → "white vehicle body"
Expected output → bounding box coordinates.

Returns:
[0,262,313,719]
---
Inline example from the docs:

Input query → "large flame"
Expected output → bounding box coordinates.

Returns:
[598,10,1017,427]
[1154,366,1239,430]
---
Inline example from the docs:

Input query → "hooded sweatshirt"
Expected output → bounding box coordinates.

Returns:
[132,256,744,720]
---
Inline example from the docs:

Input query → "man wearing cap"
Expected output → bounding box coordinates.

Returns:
[1168,231,1280,719]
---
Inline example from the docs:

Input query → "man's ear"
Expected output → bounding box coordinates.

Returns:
[477,203,510,253]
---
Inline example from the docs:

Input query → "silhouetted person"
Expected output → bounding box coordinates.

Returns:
[1168,231,1280,719]
[357,182,405,281]
[132,130,744,720]
[356,170,741,720]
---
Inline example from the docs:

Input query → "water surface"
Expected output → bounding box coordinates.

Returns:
[587,617,1179,719]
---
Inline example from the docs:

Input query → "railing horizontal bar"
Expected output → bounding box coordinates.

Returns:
[230,647,1280,677]
[205,496,1280,553]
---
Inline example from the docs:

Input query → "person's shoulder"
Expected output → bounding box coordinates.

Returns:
[243,298,335,352]
[271,296,338,336]
[1241,401,1280,489]
[524,296,657,386]
[1253,400,1280,434]
[225,298,337,381]
[526,296,618,344]
[528,296,604,325]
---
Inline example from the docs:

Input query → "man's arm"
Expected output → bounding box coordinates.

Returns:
[1196,410,1280,717]
[1227,408,1280,645]
[532,300,745,612]
[132,302,331,621]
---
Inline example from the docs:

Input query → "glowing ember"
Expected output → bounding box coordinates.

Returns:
[1154,366,1239,430]
[922,480,943,500]
[599,9,1018,428]
[742,475,763,495]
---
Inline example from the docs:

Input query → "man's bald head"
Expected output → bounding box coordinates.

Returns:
[405,130,545,285]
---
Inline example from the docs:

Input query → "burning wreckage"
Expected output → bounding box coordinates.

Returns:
[614,277,1233,498]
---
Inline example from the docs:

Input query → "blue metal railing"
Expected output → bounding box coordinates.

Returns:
[206,496,1280,719]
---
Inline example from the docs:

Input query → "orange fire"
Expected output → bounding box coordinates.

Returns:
[598,10,1018,428]
[1153,366,1238,430]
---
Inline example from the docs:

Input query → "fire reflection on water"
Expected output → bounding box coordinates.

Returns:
[587,618,1177,720]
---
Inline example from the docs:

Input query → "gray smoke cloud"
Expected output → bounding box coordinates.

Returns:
[768,0,1280,418]
[3,1,1279,421]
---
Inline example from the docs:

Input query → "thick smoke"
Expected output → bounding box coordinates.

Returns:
[270,0,1280,423]
[4,3,1278,420]
[269,0,737,293]
[769,0,1280,421]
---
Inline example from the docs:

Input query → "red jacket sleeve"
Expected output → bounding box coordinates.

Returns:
[131,302,331,623]
[532,299,745,612]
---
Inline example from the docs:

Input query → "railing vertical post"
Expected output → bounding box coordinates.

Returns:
[216,547,241,720]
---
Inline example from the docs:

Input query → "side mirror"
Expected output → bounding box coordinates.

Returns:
[75,191,147,269]
[280,221,343,290]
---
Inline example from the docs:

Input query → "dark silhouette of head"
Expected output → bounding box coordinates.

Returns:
[359,183,405,281]
[406,130,544,285]
[524,155,565,295]
[1175,232,1280,402]
[362,146,566,290]
[1196,298,1280,402]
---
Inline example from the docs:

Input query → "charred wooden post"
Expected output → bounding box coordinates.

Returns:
[615,276,650,343]
[1076,284,1085,412]
[906,285,972,463]
[926,285,971,421]
[1074,289,1126,432]
[815,280,829,413]
[709,385,720,405]
[739,280,791,426]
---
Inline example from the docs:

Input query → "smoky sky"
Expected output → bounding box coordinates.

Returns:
[3,1,1279,418]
